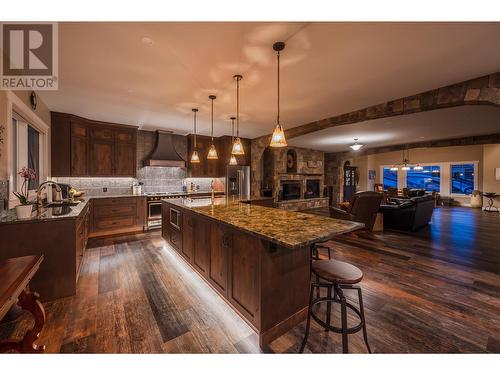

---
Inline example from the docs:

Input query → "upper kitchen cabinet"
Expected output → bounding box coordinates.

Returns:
[187,134,250,178]
[187,134,221,178]
[51,112,138,177]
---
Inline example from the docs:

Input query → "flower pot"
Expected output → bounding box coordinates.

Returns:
[16,204,33,219]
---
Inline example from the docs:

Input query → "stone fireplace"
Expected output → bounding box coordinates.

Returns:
[305,179,320,199]
[261,146,329,211]
[281,180,301,201]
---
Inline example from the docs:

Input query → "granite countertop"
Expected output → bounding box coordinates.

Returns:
[0,199,90,225]
[164,197,364,249]
[0,190,226,225]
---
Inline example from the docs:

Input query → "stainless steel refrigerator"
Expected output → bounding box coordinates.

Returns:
[226,166,250,199]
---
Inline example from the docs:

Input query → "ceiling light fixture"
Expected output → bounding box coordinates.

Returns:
[413,164,424,171]
[190,108,200,164]
[229,116,238,165]
[207,95,219,160]
[349,138,364,151]
[270,41,287,148]
[231,74,245,155]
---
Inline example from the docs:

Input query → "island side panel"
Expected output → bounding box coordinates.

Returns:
[259,242,310,347]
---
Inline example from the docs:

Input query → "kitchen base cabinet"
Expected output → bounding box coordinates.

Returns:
[192,216,210,277]
[89,196,146,238]
[161,201,310,348]
[0,205,91,301]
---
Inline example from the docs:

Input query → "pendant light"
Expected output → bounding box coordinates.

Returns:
[207,95,218,160]
[401,149,411,171]
[349,138,364,151]
[190,108,200,163]
[231,74,245,155]
[270,41,287,147]
[229,116,238,165]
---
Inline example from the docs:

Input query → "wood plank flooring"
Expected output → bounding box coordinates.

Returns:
[1,207,499,353]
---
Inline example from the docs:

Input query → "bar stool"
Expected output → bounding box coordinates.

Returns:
[299,259,371,354]
[311,242,332,261]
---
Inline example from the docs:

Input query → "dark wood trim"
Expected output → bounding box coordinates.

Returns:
[50,111,139,130]
[284,72,500,140]
[331,132,500,158]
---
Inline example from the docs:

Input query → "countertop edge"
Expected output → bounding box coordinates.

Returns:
[162,199,364,249]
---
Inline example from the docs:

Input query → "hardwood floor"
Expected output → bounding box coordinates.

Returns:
[1,207,499,353]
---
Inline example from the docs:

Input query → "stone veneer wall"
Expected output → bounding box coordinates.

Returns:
[255,145,326,210]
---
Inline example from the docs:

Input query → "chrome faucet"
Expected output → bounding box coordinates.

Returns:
[36,181,62,214]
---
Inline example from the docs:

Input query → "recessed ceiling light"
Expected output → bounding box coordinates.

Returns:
[141,36,154,46]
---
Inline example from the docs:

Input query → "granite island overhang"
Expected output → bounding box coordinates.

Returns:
[161,197,363,348]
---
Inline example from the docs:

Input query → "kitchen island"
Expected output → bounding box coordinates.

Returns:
[161,197,363,348]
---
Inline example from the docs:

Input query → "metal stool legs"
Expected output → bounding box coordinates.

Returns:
[300,281,371,353]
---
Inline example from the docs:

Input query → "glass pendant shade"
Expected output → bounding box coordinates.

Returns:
[229,154,237,165]
[270,123,287,147]
[413,164,423,171]
[390,166,399,171]
[207,144,218,159]
[401,165,411,171]
[190,150,200,163]
[231,137,245,155]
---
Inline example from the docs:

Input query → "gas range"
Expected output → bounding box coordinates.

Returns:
[145,192,187,201]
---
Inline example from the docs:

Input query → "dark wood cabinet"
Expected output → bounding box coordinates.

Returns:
[50,112,137,177]
[187,134,251,178]
[193,216,210,277]
[90,140,114,176]
[182,212,194,261]
[229,230,260,324]
[209,222,230,296]
[114,142,136,176]
[161,200,310,346]
[50,113,71,176]
[70,136,89,177]
[90,196,145,238]
[70,119,89,177]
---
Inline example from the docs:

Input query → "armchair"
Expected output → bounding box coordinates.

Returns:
[330,191,383,231]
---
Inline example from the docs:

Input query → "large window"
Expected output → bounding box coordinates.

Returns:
[406,166,440,192]
[11,113,43,194]
[383,167,397,190]
[451,163,474,195]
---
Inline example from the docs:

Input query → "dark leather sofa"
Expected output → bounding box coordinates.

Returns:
[379,192,435,232]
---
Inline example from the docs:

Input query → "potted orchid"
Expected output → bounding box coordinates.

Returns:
[13,167,36,219]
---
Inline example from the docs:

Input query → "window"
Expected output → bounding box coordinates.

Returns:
[28,126,40,190]
[451,163,474,195]
[406,166,440,192]
[383,167,397,190]
[11,113,44,194]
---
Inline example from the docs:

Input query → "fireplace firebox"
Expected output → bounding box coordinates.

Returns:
[305,179,320,199]
[281,181,301,201]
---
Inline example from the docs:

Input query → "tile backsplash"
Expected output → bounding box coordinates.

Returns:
[53,177,137,196]
[136,166,186,193]
[53,167,225,196]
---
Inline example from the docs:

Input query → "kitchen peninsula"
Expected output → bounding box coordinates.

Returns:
[161,197,363,347]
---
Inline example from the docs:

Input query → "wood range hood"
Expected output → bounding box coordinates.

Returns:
[143,130,186,167]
